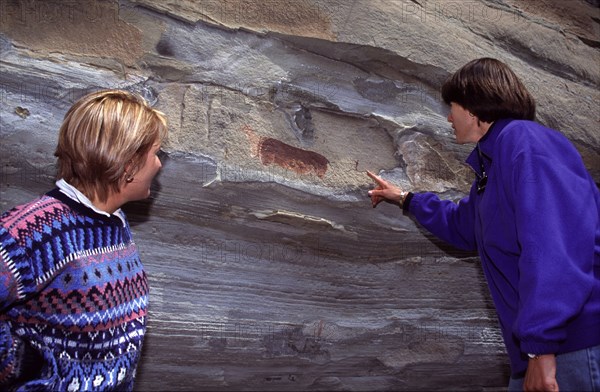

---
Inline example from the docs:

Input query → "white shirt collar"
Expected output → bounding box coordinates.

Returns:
[56,179,127,226]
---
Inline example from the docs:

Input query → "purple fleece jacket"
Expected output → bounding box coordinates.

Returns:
[405,119,600,377]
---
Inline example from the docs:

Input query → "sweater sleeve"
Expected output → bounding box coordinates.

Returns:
[0,228,22,311]
[407,186,478,252]
[0,227,22,384]
[0,322,17,385]
[509,144,598,354]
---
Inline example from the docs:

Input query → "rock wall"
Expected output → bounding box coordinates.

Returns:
[1,0,598,390]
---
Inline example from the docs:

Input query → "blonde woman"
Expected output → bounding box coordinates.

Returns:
[0,90,167,391]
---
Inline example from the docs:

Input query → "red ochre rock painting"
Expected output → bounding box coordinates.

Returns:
[242,125,329,178]
[259,138,329,178]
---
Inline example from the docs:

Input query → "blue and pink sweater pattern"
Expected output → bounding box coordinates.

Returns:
[0,189,148,391]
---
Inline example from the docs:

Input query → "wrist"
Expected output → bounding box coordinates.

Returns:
[399,191,415,212]
[398,190,408,208]
[527,353,554,360]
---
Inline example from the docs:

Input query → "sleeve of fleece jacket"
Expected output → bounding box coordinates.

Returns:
[407,185,478,252]
[504,127,598,355]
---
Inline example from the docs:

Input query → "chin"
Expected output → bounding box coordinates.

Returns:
[133,189,152,201]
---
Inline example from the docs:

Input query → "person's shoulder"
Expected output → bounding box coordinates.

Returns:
[498,120,581,167]
[501,119,568,141]
[498,120,572,154]
[500,119,546,139]
[1,192,73,240]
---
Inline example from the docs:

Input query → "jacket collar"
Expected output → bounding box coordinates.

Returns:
[466,118,514,172]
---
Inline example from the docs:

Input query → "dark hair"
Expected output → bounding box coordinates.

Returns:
[441,58,536,122]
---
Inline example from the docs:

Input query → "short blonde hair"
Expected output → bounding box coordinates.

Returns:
[55,89,168,203]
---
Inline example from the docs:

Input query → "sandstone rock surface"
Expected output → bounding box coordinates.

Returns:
[1,0,598,390]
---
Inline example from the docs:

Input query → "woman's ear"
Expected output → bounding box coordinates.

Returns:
[123,160,135,183]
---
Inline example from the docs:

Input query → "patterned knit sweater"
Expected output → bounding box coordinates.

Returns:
[0,188,148,391]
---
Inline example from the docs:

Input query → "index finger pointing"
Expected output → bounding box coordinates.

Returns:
[366,170,385,185]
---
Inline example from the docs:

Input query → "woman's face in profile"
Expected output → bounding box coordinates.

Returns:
[447,102,480,144]
[122,141,163,202]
